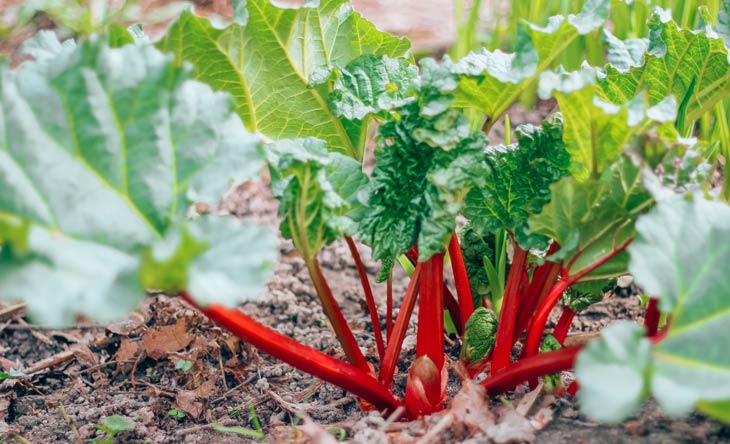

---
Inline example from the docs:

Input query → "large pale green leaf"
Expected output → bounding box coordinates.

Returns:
[528,157,652,280]
[267,137,367,259]
[599,8,730,124]
[452,0,609,128]
[0,38,276,324]
[539,67,677,181]
[575,322,653,423]
[157,0,410,159]
[463,115,569,249]
[577,195,730,423]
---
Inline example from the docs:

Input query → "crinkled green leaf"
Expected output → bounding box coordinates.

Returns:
[562,279,614,312]
[268,137,367,258]
[575,322,653,423]
[540,334,562,392]
[452,0,609,127]
[540,67,677,181]
[0,38,274,324]
[463,115,569,249]
[19,30,75,62]
[357,83,488,278]
[599,9,730,124]
[158,0,410,159]
[107,24,148,47]
[458,224,495,302]
[326,54,418,120]
[461,307,498,366]
[528,157,652,280]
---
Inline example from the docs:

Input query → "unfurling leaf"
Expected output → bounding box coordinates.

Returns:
[461,307,499,366]
[268,137,368,258]
[326,54,418,120]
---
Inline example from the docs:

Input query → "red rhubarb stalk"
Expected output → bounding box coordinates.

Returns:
[380,263,422,387]
[512,260,561,343]
[406,248,462,335]
[345,236,385,361]
[523,239,632,359]
[481,346,581,395]
[416,253,446,370]
[491,244,529,372]
[180,293,402,413]
[448,232,475,332]
[644,297,660,337]
[305,257,371,373]
[552,307,576,344]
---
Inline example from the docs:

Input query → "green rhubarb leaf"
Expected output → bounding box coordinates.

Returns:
[578,195,730,423]
[599,8,730,124]
[463,114,569,249]
[461,307,498,366]
[326,54,418,120]
[357,85,488,279]
[528,157,652,280]
[562,279,614,312]
[157,0,410,159]
[539,67,677,181]
[452,0,609,127]
[631,196,730,418]
[268,137,367,258]
[575,322,653,423]
[0,38,275,324]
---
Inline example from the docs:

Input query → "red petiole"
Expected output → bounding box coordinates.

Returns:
[491,244,529,372]
[448,232,475,332]
[180,292,403,413]
[345,235,385,360]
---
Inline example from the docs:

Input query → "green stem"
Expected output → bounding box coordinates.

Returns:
[305,256,371,373]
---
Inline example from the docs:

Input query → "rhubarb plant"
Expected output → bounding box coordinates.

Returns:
[3,0,730,427]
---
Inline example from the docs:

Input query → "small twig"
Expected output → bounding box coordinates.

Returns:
[1,324,107,331]
[415,413,453,444]
[130,352,144,390]
[10,435,33,444]
[562,332,601,348]
[212,374,257,403]
[24,350,75,375]
[217,347,228,391]
[0,303,25,322]
[55,402,83,444]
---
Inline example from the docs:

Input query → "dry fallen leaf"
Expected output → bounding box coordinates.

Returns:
[450,377,495,435]
[107,312,146,336]
[142,318,193,360]
[116,338,141,364]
